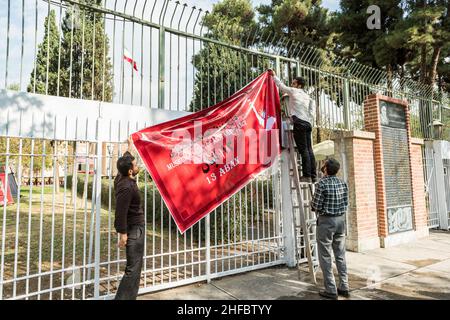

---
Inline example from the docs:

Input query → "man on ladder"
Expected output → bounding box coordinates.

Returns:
[268,70,349,299]
[268,69,319,286]
[268,69,317,183]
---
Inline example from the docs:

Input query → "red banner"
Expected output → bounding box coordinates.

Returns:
[131,72,281,233]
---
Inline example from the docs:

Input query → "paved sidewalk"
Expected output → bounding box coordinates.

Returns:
[139,230,450,300]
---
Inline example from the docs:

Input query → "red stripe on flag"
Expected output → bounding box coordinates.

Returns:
[124,55,138,72]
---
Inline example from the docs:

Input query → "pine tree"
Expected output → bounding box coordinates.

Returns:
[190,0,261,112]
[335,0,406,81]
[385,0,449,137]
[59,1,114,101]
[258,1,347,142]
[258,0,334,49]
[27,10,61,95]
[26,2,114,194]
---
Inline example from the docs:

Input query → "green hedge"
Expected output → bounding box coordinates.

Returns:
[67,174,275,242]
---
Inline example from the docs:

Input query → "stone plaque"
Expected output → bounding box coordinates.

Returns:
[380,100,413,234]
[387,206,413,233]
[380,101,406,129]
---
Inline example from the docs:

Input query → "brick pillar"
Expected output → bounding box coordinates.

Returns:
[333,131,380,252]
[363,94,428,247]
[363,95,388,238]
[410,138,429,237]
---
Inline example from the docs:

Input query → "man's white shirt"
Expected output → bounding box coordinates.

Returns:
[273,76,316,125]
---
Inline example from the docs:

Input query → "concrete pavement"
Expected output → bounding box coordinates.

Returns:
[139,230,450,300]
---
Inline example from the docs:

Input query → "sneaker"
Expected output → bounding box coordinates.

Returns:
[318,290,338,300]
[337,289,350,298]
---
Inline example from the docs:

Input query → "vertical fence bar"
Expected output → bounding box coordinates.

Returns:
[26,135,35,300]
[206,214,211,283]
[71,119,79,300]
[37,115,47,300]
[159,27,165,109]
[0,115,10,300]
[13,134,23,299]
[94,120,103,299]
[4,0,11,88]
[343,77,351,130]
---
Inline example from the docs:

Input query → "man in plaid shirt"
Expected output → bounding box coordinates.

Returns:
[311,158,349,300]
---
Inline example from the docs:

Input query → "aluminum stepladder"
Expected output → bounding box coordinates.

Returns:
[282,99,319,284]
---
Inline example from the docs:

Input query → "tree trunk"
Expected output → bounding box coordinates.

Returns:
[427,46,441,88]
[420,44,427,84]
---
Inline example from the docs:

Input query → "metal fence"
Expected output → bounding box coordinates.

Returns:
[0,109,285,300]
[423,145,440,228]
[0,0,449,299]
[2,0,447,132]
[444,159,450,229]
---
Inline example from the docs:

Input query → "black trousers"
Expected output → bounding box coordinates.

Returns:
[115,224,145,300]
[292,116,317,179]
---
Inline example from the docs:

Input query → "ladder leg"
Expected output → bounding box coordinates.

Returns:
[286,126,318,285]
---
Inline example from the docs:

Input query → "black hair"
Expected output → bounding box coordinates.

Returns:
[325,158,340,176]
[117,152,135,176]
[293,77,306,88]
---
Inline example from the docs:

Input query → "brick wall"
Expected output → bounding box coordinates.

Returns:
[333,131,379,251]
[363,94,428,242]
[410,138,428,231]
[363,95,388,237]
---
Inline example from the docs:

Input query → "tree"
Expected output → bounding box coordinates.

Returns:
[26,2,114,194]
[190,0,261,112]
[257,1,339,143]
[27,10,61,95]
[335,0,407,83]
[385,0,449,137]
[28,2,114,101]
[59,1,114,101]
[389,0,449,88]
[258,0,334,49]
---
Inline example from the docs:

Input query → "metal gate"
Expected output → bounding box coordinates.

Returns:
[443,159,450,228]
[0,100,285,299]
[423,144,440,228]
[0,0,448,300]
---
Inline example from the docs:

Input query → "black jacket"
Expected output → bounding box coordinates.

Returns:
[114,174,145,234]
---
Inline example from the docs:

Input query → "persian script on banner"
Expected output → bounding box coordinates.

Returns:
[131,72,282,233]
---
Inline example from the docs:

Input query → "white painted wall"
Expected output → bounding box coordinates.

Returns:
[0,89,189,142]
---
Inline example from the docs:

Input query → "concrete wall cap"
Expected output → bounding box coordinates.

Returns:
[331,130,376,140]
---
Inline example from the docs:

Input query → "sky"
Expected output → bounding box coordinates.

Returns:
[0,0,341,111]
